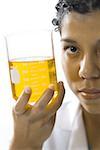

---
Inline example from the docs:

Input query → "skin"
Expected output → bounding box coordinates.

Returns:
[9,82,65,150]
[9,9,100,150]
[61,11,100,149]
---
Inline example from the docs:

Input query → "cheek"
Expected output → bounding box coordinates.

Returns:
[62,55,80,84]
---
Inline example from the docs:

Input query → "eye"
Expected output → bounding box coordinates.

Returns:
[63,46,79,54]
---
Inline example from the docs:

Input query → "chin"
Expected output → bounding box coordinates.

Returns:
[81,102,100,115]
[76,95,100,114]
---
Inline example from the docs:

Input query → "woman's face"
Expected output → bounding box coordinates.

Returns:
[61,11,100,114]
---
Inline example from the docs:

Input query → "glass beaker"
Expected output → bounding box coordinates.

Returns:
[6,30,58,104]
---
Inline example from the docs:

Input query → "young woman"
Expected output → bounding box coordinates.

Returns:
[10,0,100,150]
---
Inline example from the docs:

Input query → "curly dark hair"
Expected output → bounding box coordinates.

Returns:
[52,0,100,30]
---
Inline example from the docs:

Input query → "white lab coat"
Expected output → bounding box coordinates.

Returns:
[43,99,89,150]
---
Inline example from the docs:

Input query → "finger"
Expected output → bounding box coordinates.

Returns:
[46,81,65,115]
[34,84,54,110]
[14,87,32,115]
[29,81,65,122]
[29,85,54,120]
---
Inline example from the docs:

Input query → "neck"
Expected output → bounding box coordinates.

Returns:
[82,107,100,149]
[83,108,100,128]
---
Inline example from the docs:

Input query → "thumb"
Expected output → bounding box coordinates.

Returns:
[14,87,32,115]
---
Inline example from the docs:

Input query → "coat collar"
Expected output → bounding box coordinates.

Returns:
[55,97,80,131]
[55,97,89,149]
[68,104,88,150]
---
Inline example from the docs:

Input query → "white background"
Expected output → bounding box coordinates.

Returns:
[0,0,76,149]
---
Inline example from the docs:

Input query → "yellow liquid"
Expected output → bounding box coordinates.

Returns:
[9,57,58,104]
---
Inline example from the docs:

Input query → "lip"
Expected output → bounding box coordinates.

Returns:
[78,88,100,99]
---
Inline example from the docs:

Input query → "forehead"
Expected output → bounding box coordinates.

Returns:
[61,11,100,41]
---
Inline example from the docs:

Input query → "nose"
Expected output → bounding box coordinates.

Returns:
[79,54,100,80]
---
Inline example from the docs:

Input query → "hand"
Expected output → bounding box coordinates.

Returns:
[9,81,65,150]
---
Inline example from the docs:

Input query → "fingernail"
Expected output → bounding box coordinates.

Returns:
[48,84,54,90]
[24,87,32,94]
[59,81,64,85]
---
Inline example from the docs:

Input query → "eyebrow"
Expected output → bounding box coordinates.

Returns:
[61,39,100,46]
[60,38,77,44]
